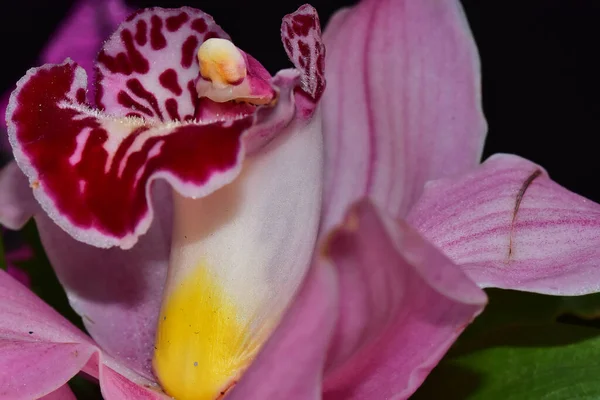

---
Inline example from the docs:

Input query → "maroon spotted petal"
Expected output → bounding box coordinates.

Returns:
[7,60,252,249]
[96,7,229,121]
[281,4,326,103]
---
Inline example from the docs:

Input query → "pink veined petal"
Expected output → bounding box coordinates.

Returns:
[39,384,77,400]
[0,269,162,398]
[7,60,253,249]
[407,153,600,295]
[0,162,38,230]
[0,268,93,345]
[322,201,486,400]
[320,0,487,233]
[96,7,229,120]
[0,269,100,399]
[228,260,338,400]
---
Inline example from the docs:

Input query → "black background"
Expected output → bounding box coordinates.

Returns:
[1,0,598,201]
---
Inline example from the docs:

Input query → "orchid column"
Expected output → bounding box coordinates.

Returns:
[6,6,326,400]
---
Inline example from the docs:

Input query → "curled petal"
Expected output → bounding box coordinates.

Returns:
[323,201,486,399]
[96,7,229,119]
[320,0,486,232]
[408,154,600,295]
[7,60,251,249]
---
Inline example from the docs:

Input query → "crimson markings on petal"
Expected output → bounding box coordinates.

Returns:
[150,15,167,50]
[181,36,199,68]
[166,12,190,32]
[9,61,251,244]
[159,69,183,96]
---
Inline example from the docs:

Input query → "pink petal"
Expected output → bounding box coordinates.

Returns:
[0,341,96,400]
[320,0,487,233]
[407,153,600,295]
[35,206,169,379]
[100,364,169,400]
[96,7,229,120]
[0,268,93,344]
[7,60,252,249]
[322,201,486,399]
[281,4,326,117]
[39,384,77,400]
[228,260,338,400]
[0,269,99,399]
[0,267,165,398]
[0,161,38,230]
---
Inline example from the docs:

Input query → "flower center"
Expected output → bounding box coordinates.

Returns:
[195,38,275,106]
[198,38,247,87]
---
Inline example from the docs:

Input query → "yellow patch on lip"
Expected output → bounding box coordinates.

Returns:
[153,263,259,400]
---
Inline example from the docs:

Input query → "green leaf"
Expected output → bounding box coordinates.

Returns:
[559,293,600,320]
[413,288,600,399]
[455,288,562,344]
[413,324,600,400]
[68,374,103,400]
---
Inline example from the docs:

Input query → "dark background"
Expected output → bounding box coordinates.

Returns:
[1,0,598,201]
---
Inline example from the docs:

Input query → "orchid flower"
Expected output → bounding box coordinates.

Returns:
[2,1,600,400]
